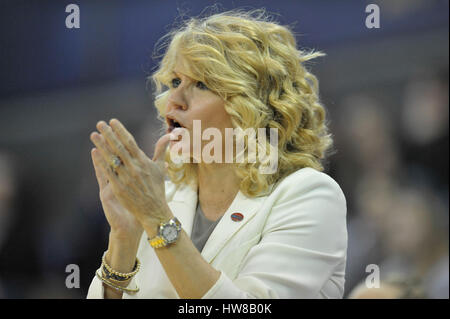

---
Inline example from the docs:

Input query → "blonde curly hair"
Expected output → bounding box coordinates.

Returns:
[151,9,335,197]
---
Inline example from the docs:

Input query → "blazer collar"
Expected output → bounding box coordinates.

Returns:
[168,180,271,264]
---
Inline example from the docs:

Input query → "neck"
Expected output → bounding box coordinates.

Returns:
[196,163,240,214]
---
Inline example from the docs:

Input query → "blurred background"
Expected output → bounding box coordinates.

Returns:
[0,0,448,298]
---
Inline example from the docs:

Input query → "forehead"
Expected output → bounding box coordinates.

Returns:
[172,55,194,78]
[170,47,209,83]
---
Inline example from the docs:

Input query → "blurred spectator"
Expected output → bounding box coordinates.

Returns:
[332,94,402,218]
[378,186,448,298]
[0,151,18,298]
[348,275,426,299]
[0,150,42,298]
[344,173,398,294]
[0,151,17,254]
[346,177,448,298]
[399,70,449,192]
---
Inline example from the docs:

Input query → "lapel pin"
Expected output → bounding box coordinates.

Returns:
[231,212,244,222]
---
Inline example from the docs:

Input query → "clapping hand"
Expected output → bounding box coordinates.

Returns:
[90,119,173,239]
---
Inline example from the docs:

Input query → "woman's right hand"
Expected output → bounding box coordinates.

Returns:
[91,148,143,240]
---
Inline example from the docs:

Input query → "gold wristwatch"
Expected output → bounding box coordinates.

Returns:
[148,217,182,248]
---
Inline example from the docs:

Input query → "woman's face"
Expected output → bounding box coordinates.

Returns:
[165,57,233,162]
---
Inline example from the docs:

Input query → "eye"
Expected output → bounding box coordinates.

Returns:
[171,78,181,88]
[196,81,208,90]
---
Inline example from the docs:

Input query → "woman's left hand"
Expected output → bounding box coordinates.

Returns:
[90,119,173,235]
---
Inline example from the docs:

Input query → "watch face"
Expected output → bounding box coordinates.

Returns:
[161,225,178,243]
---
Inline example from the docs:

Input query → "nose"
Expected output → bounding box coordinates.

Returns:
[167,87,188,112]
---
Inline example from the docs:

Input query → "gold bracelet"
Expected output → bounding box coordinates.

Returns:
[101,268,132,285]
[101,252,141,280]
[96,270,139,295]
[102,263,135,282]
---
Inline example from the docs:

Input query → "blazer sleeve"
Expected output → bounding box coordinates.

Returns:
[202,170,348,299]
[86,267,105,299]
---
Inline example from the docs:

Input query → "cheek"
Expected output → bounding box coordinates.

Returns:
[206,112,232,131]
[198,109,232,149]
[190,98,232,130]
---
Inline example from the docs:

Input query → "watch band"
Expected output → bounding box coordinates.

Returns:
[148,217,182,248]
[148,235,168,248]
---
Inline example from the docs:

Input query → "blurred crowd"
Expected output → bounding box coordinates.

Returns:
[334,69,449,298]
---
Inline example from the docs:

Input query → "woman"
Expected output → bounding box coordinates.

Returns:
[87,9,347,299]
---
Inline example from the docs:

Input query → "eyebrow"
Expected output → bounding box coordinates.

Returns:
[172,70,195,81]
[172,70,185,77]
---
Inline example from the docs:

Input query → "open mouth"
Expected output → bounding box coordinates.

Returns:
[166,117,185,133]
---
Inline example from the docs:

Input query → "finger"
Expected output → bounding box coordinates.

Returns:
[90,131,136,189]
[152,133,172,166]
[109,119,143,158]
[96,121,132,166]
[91,148,108,190]
[90,131,119,170]
[91,144,121,190]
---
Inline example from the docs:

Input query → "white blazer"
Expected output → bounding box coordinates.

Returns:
[87,167,348,299]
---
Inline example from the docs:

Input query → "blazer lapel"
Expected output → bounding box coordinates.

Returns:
[201,191,268,264]
[168,182,198,238]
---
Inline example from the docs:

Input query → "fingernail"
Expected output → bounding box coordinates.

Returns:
[97,121,107,129]
[92,131,102,139]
